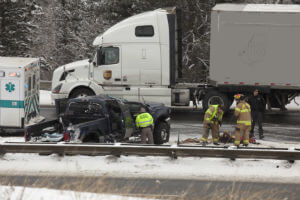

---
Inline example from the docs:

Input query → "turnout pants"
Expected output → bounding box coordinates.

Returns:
[201,123,219,143]
[250,111,264,137]
[141,127,154,144]
[234,124,250,146]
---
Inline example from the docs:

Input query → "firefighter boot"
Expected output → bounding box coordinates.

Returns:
[259,134,264,139]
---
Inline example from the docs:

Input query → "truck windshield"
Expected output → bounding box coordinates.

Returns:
[67,102,104,117]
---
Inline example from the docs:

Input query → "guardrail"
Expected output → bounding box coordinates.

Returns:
[1,143,299,161]
[40,80,52,90]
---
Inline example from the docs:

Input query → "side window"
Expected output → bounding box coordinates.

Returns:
[135,25,154,37]
[28,77,32,91]
[100,47,119,65]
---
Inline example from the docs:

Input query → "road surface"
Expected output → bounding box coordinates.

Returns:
[0,175,299,199]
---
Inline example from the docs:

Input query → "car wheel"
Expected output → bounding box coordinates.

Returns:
[154,121,170,144]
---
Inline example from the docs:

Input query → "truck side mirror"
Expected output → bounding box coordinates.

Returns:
[88,58,96,67]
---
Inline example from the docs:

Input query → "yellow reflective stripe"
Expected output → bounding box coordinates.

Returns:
[205,118,211,121]
[218,112,224,121]
[240,109,250,113]
[243,140,249,144]
[138,119,153,125]
[234,140,240,145]
[136,113,153,128]
[138,118,154,127]
[237,120,251,125]
[209,105,218,121]
[241,103,251,112]
[213,138,219,143]
[201,137,207,142]
[206,109,213,115]
[235,107,241,112]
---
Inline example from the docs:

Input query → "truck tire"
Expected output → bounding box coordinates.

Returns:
[153,121,170,144]
[203,90,230,112]
[69,87,95,99]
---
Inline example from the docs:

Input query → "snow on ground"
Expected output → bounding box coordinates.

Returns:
[0,185,153,200]
[0,140,299,184]
[0,137,24,143]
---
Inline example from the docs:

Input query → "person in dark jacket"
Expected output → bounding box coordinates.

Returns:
[247,89,265,139]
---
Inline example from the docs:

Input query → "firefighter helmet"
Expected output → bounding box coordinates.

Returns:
[234,94,244,100]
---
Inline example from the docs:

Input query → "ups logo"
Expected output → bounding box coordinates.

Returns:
[103,70,112,80]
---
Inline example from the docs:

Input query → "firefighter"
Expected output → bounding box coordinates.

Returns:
[233,94,252,147]
[201,104,224,146]
[136,107,154,144]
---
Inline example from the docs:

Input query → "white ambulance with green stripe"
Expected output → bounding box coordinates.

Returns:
[0,57,40,128]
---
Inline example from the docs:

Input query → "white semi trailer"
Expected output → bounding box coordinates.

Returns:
[51,4,300,112]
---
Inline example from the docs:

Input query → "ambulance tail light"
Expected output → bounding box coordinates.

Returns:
[52,83,63,94]
[8,72,20,77]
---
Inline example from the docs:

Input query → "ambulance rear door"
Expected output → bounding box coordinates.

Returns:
[0,70,21,127]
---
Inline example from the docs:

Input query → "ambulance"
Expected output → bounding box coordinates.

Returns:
[0,56,40,129]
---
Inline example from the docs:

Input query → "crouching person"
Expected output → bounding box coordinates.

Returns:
[234,94,252,147]
[201,104,224,146]
[136,107,154,144]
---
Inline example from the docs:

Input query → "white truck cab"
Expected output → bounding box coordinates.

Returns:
[52,8,179,109]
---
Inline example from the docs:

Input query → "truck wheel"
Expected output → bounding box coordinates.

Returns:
[69,88,95,99]
[203,90,230,112]
[153,121,170,144]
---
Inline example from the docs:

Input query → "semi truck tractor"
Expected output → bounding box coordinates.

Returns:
[51,4,300,112]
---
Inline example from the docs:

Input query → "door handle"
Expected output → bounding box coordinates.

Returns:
[114,78,121,81]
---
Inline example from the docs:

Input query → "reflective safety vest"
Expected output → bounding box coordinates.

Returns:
[234,101,251,126]
[135,112,154,128]
[204,105,223,124]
